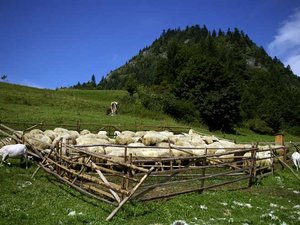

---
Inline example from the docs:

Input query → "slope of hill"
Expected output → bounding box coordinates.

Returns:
[96,25,300,134]
[0,82,178,131]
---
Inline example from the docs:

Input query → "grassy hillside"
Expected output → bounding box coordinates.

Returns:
[0,82,299,143]
[0,82,178,130]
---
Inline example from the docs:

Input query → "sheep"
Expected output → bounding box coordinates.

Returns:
[291,151,300,171]
[98,131,108,136]
[256,150,273,170]
[76,137,109,146]
[121,131,136,137]
[80,129,91,135]
[0,144,28,168]
[68,130,80,139]
[134,131,147,138]
[142,131,169,146]
[44,130,57,141]
[242,149,273,170]
[29,129,44,136]
[24,133,52,150]
[53,127,69,137]
[115,133,140,145]
[115,134,135,145]
[202,135,219,144]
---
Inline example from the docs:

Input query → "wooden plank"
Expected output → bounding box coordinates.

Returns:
[72,156,91,184]
[69,146,149,173]
[140,167,249,190]
[140,175,251,201]
[91,161,121,203]
[38,162,117,206]
[31,148,54,178]
[45,157,129,195]
[81,183,115,200]
[106,166,155,221]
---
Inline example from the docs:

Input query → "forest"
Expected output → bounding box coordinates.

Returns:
[71,25,300,135]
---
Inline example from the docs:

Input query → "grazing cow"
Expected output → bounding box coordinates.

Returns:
[107,101,118,116]
[0,144,28,168]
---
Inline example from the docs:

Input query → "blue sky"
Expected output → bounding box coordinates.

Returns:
[1,0,300,89]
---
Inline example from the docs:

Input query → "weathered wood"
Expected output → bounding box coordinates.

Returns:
[106,166,155,221]
[248,148,257,187]
[272,152,300,181]
[140,175,251,201]
[45,157,130,195]
[91,161,121,203]
[31,148,54,178]
[0,129,21,143]
[38,162,117,206]
[140,167,249,190]
[81,183,115,201]
[72,156,91,184]
[200,149,207,193]
[69,146,149,173]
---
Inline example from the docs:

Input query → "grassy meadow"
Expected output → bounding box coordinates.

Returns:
[0,81,300,225]
[0,163,299,225]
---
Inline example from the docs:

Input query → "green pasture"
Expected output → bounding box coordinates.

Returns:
[0,162,299,225]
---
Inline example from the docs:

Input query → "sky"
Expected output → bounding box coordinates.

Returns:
[1,0,300,89]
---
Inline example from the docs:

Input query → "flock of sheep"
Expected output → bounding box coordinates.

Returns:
[0,126,298,171]
[4,127,284,169]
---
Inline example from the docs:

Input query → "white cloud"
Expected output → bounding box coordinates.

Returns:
[21,79,45,89]
[285,54,300,75]
[268,8,300,76]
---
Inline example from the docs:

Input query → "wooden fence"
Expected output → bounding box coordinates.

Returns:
[0,123,287,221]
[0,120,191,137]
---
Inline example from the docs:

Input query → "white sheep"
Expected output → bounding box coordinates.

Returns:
[24,133,52,149]
[0,144,28,168]
[291,151,300,171]
[53,127,69,136]
[115,133,136,145]
[142,131,169,146]
[80,129,91,135]
[44,130,57,141]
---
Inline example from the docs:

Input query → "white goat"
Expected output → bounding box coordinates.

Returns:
[0,144,28,168]
[292,151,300,171]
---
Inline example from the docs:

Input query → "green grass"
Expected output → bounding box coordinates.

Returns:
[0,82,178,131]
[0,162,299,225]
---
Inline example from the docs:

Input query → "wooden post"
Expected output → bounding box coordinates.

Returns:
[268,145,275,176]
[248,147,257,187]
[91,161,121,204]
[199,148,207,193]
[31,148,54,179]
[121,146,129,200]
[76,120,81,132]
